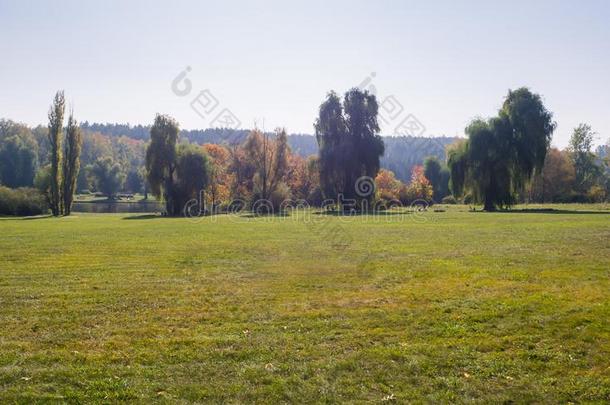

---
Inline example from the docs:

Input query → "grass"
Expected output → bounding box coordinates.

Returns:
[0,205,609,402]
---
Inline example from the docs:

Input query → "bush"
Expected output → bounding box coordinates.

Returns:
[249,182,292,214]
[269,182,292,212]
[588,185,607,203]
[0,186,48,216]
[398,184,433,206]
[563,192,590,203]
[306,186,323,207]
[441,195,458,204]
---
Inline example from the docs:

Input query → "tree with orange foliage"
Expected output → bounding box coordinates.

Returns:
[286,154,317,200]
[529,147,575,202]
[399,165,433,204]
[375,169,402,202]
[203,143,232,209]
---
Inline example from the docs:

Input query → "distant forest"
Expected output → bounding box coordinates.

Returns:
[80,122,459,182]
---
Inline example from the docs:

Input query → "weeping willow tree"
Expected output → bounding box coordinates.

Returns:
[448,88,556,211]
[146,114,212,216]
[315,88,384,207]
[146,114,179,215]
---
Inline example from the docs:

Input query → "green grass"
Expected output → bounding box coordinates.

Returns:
[1,205,609,403]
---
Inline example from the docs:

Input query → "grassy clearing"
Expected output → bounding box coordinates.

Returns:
[0,205,609,402]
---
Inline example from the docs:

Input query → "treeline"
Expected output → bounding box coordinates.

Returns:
[79,122,458,181]
[0,120,459,204]
[1,87,609,216]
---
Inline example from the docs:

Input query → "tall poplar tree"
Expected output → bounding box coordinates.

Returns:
[62,112,82,215]
[47,91,65,216]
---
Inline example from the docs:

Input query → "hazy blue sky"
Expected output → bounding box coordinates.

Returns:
[1,0,608,147]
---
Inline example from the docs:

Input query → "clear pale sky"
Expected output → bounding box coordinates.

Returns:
[1,0,608,147]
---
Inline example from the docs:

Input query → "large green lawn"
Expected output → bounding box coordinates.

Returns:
[1,206,609,402]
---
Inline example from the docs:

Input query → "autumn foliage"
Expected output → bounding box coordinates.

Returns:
[399,165,433,204]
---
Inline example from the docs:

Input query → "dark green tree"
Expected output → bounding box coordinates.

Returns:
[501,88,556,192]
[61,113,82,215]
[315,91,347,200]
[146,114,179,215]
[34,165,53,208]
[125,169,144,194]
[47,91,65,215]
[423,156,450,202]
[315,88,384,207]
[88,157,125,199]
[145,115,212,215]
[448,88,555,211]
[175,144,211,214]
[0,120,38,188]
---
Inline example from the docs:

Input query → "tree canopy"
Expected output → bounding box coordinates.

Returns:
[315,88,384,207]
[448,88,556,211]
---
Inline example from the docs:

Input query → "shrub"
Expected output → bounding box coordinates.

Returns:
[564,192,590,203]
[441,195,458,204]
[0,186,48,216]
[306,186,323,207]
[249,182,292,214]
[269,182,292,212]
[588,185,607,203]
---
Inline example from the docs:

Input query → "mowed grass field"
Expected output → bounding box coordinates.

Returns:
[1,205,609,403]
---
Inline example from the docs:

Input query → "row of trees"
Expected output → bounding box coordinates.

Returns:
[2,88,609,216]
[527,124,609,203]
[80,122,459,182]
[145,114,313,215]
[143,88,450,215]
[0,119,147,201]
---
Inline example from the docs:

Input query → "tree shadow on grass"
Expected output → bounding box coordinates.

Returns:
[490,208,609,215]
[315,210,414,217]
[240,212,291,218]
[0,215,54,221]
[122,214,163,220]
